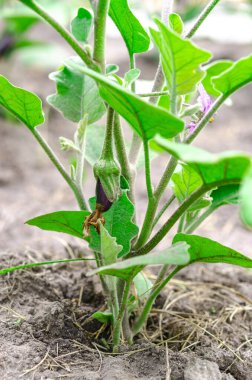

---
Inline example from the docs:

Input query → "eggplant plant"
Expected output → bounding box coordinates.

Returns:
[1,0,252,352]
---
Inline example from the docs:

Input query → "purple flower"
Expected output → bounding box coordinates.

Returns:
[197,83,212,113]
[186,122,197,134]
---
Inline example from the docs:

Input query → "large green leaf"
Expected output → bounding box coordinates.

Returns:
[202,60,233,97]
[26,210,89,239]
[213,55,252,99]
[240,169,252,228]
[150,19,211,96]
[173,233,252,268]
[155,140,251,185]
[89,192,138,257]
[100,223,122,265]
[71,8,93,43]
[109,0,150,55]
[89,242,190,280]
[69,61,184,140]
[47,57,106,123]
[0,75,44,129]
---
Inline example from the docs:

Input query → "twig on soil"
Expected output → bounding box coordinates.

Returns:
[92,343,103,373]
[165,343,171,380]
[20,349,50,377]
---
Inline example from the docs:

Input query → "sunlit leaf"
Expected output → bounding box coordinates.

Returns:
[71,8,93,43]
[150,19,211,96]
[0,75,44,129]
[26,210,89,239]
[124,68,141,88]
[89,242,190,280]
[155,140,251,185]
[69,61,184,140]
[202,60,233,97]
[48,57,106,124]
[169,13,183,34]
[109,0,150,55]
[172,164,203,203]
[173,233,252,268]
[240,169,252,228]
[213,55,252,99]
[100,223,122,265]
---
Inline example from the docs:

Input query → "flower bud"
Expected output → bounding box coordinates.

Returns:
[93,158,121,203]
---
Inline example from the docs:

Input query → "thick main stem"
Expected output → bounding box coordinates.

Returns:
[112,280,131,352]
[93,0,110,72]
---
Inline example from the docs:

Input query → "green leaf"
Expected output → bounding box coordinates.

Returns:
[172,164,203,203]
[133,272,153,300]
[202,60,233,97]
[71,8,93,43]
[92,310,113,324]
[0,75,44,129]
[124,68,141,88]
[109,0,150,55]
[211,185,240,208]
[100,223,122,265]
[26,210,89,239]
[213,55,252,99]
[69,61,184,140]
[240,169,252,228]
[89,192,138,257]
[89,242,190,280]
[155,140,251,186]
[47,57,106,124]
[150,19,211,96]
[173,233,252,268]
[3,9,39,34]
[169,13,183,34]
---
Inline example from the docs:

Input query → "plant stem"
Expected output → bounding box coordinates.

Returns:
[185,0,221,39]
[134,180,240,256]
[32,129,87,210]
[113,113,135,203]
[143,139,153,201]
[138,91,169,98]
[93,0,110,72]
[185,206,216,234]
[18,0,97,71]
[101,107,114,158]
[132,266,180,336]
[152,195,176,228]
[112,279,131,352]
[186,95,225,144]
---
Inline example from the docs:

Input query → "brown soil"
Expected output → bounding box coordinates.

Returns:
[1,249,252,379]
[0,23,252,379]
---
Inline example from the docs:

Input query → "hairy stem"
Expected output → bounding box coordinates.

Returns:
[101,107,114,158]
[93,0,110,72]
[135,180,240,256]
[143,139,154,201]
[113,280,131,352]
[114,114,135,204]
[153,195,176,228]
[18,0,97,70]
[185,0,221,39]
[32,129,87,210]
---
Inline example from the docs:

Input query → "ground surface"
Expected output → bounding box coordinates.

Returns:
[0,20,252,379]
